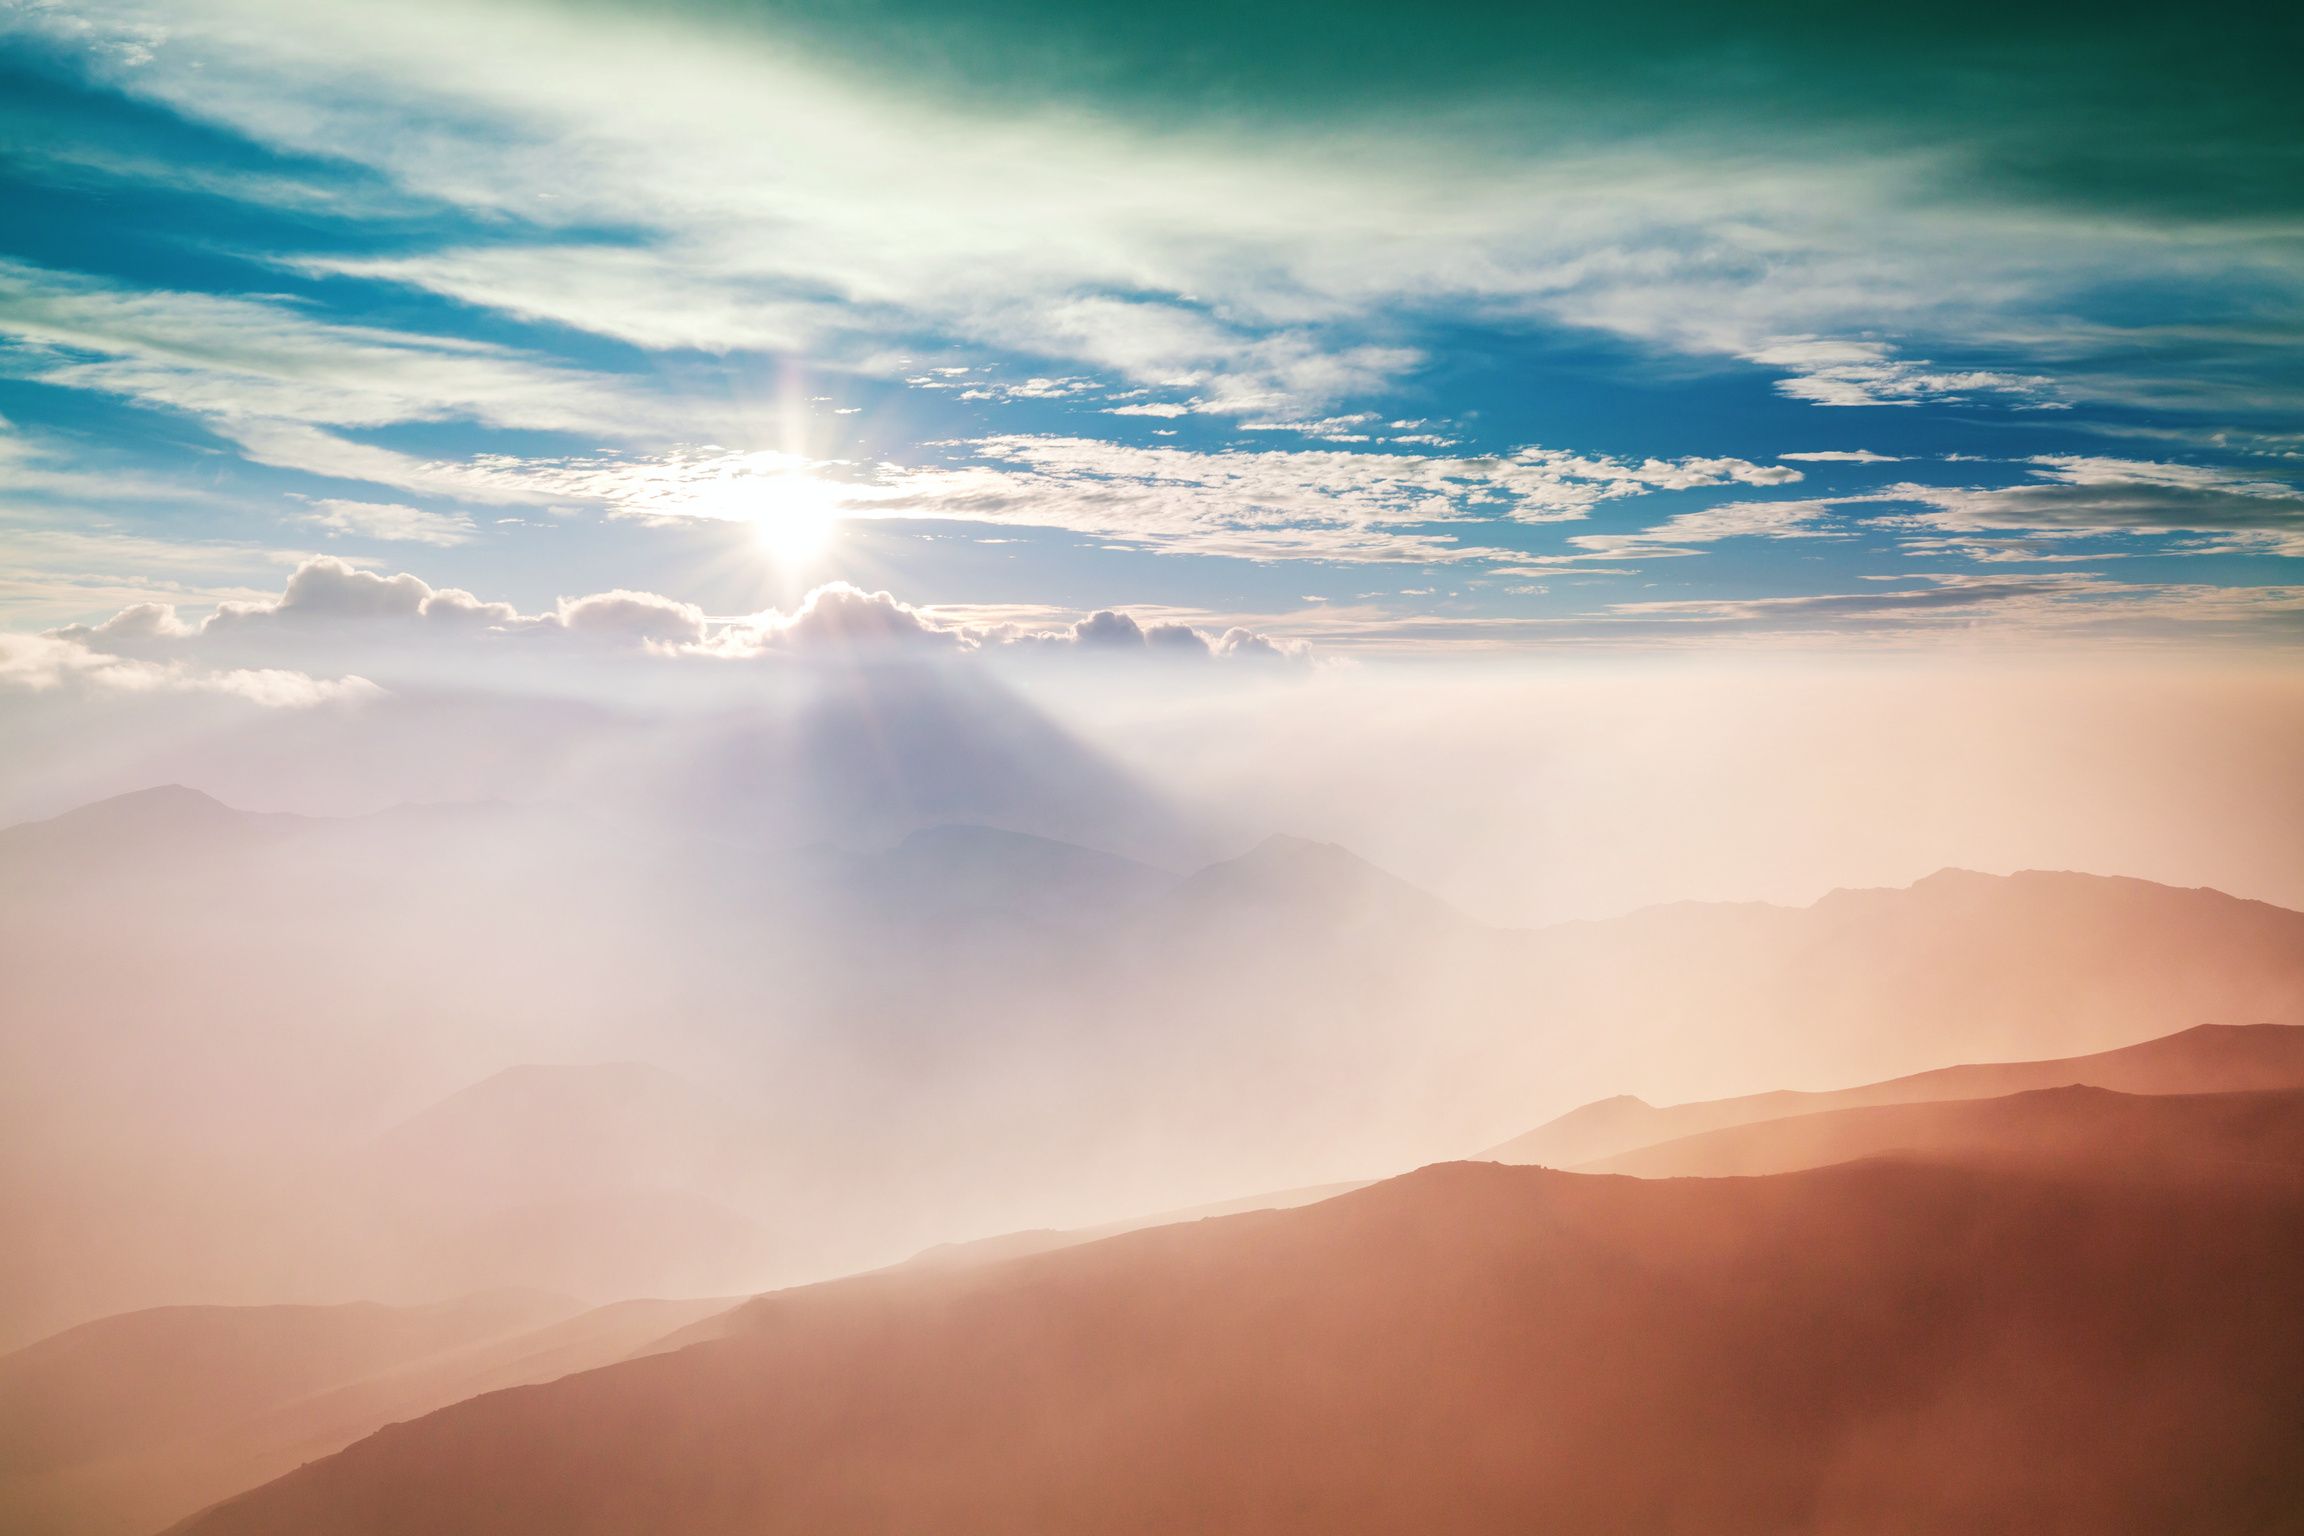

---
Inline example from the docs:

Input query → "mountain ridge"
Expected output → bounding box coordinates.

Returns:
[1480,1022,2304,1166]
[163,1137,2304,1536]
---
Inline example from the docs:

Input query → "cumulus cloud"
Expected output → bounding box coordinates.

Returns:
[45,560,1313,678]
[1070,610,1220,653]
[80,601,197,641]
[709,584,1307,663]
[198,558,722,648]
[205,557,485,628]
[551,590,708,645]
[987,606,1311,661]
[1209,626,1308,662]
[706,583,961,657]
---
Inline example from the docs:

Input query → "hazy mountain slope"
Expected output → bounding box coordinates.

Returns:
[1492,870,2304,1112]
[1580,1084,2304,1178]
[6,784,2301,1349]
[0,1294,732,1536]
[171,1144,2304,1536]
[1482,1022,2304,1165]
[627,1179,1378,1360]
[1155,834,1475,937]
[0,786,298,870]
[340,1060,793,1301]
[525,658,1207,871]
[0,1292,578,1479]
[896,1178,1376,1271]
[844,824,1180,929]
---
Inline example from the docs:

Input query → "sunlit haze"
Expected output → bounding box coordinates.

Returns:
[3,1,2300,1532]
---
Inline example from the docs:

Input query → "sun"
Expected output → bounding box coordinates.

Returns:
[752,502,835,564]
[739,478,838,564]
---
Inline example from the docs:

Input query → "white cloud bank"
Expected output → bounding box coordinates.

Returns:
[25,558,1314,694]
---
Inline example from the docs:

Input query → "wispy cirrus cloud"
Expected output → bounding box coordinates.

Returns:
[1883,456,2304,555]
[1599,574,2304,644]
[369,436,1807,563]
[16,0,2294,421]
[0,259,670,500]
[1545,499,1845,562]
[3,0,2298,661]
[300,498,478,545]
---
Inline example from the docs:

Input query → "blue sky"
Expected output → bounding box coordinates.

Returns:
[3,0,2301,656]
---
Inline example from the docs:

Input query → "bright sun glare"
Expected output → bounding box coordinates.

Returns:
[754,504,834,563]
[737,480,837,563]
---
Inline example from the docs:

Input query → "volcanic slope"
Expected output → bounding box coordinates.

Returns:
[174,1095,2304,1536]
[1481,1021,2304,1167]
[0,1292,733,1536]
[1579,1082,2304,1178]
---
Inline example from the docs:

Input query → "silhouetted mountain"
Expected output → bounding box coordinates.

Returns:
[169,1134,2304,1536]
[1483,1022,2304,1165]
[0,1292,733,1536]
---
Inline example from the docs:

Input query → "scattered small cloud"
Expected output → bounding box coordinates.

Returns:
[302,498,478,546]
[1748,340,2061,410]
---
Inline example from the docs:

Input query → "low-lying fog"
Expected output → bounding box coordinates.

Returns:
[4,568,2300,1349]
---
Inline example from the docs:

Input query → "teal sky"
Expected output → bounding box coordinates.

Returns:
[2,0,2300,657]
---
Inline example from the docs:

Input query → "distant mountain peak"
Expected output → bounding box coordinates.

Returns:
[1243,832,1355,861]
[1165,834,1474,935]
[0,783,280,861]
[894,822,1151,866]
[34,783,238,829]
